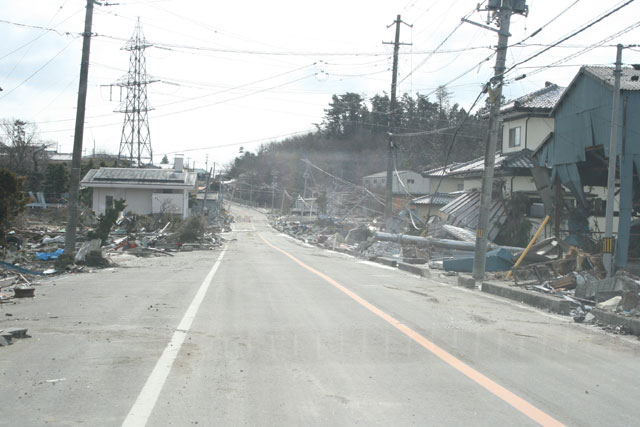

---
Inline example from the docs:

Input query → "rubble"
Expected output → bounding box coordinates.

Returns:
[1,207,229,311]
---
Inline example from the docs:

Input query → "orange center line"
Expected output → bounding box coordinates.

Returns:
[259,232,565,427]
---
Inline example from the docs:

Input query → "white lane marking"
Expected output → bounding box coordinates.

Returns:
[121,247,227,427]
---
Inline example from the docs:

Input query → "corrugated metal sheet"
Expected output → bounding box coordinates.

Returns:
[411,192,459,206]
[439,191,508,241]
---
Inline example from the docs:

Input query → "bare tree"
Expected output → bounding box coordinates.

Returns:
[0,119,53,174]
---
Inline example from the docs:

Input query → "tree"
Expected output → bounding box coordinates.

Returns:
[161,154,169,164]
[0,119,52,192]
[0,168,27,244]
[43,163,69,200]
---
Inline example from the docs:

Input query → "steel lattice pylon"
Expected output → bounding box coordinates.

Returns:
[116,18,156,167]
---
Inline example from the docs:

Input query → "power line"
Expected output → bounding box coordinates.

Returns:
[507,20,640,82]
[510,0,582,47]
[0,38,78,100]
[503,0,636,77]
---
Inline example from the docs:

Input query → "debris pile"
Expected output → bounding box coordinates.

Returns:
[1,208,227,290]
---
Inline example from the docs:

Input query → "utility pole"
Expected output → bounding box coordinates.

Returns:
[603,44,623,277]
[472,1,526,280]
[201,167,212,216]
[280,188,286,214]
[383,15,411,222]
[65,0,95,255]
[271,184,276,211]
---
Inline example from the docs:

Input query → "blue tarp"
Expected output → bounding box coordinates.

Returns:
[35,248,64,261]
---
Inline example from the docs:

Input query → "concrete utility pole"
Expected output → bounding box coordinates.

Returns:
[603,44,623,277]
[201,167,213,216]
[472,1,525,280]
[383,15,411,222]
[65,0,95,254]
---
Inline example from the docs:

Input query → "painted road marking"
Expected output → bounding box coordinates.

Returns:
[121,247,227,427]
[259,233,564,427]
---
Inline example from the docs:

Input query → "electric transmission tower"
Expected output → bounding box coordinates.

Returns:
[116,18,157,167]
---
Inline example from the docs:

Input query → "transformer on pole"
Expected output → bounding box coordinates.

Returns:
[116,18,157,167]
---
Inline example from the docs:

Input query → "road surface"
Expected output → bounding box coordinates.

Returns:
[1,204,639,426]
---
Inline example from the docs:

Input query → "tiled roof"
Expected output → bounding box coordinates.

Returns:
[423,149,535,178]
[81,167,197,187]
[501,83,565,114]
[583,66,640,91]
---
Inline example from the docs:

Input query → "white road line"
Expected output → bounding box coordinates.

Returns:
[121,247,227,427]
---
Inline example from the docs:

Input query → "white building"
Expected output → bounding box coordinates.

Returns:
[81,157,197,218]
[362,170,430,195]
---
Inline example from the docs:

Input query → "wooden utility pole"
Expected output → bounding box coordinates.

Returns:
[383,15,411,222]
[472,1,524,280]
[65,0,95,254]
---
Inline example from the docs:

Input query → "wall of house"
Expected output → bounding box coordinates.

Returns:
[363,172,431,195]
[152,193,183,215]
[502,116,554,154]
[435,177,464,193]
[463,178,481,191]
[92,187,154,215]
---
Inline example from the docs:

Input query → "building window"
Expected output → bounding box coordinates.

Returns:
[407,179,415,184]
[509,126,521,147]
[457,183,464,191]
[105,195,113,209]
[373,179,377,184]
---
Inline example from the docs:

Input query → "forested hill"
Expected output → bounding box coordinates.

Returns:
[226,89,488,198]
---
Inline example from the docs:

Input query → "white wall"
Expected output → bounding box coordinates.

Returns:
[92,187,154,215]
[91,187,190,218]
[152,193,183,215]
[502,116,554,153]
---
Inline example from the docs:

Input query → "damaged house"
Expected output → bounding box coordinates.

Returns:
[535,66,640,269]
[411,83,566,241]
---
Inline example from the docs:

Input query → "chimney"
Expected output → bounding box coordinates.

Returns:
[174,155,184,172]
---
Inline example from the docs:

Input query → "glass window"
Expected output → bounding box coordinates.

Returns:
[509,126,521,147]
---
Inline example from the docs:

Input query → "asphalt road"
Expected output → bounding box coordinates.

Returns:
[1,204,639,426]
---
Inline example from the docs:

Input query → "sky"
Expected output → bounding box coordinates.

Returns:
[2,0,640,171]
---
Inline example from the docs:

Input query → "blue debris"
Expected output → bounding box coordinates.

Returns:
[443,248,515,273]
[35,248,64,261]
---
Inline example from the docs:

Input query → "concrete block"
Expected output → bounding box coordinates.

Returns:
[457,275,476,289]
[592,309,640,336]
[397,262,431,278]
[481,281,571,315]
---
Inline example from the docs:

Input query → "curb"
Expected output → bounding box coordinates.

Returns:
[480,281,572,315]
[373,257,398,268]
[592,308,640,336]
[397,261,431,277]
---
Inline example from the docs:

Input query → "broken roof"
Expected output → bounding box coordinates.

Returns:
[81,167,197,188]
[583,66,640,91]
[439,190,508,241]
[501,83,565,115]
[411,192,461,206]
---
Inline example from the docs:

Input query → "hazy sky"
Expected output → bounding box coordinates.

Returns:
[2,0,639,170]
